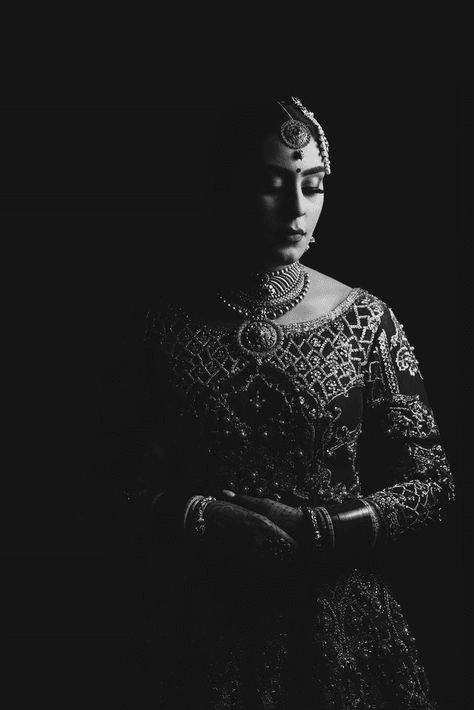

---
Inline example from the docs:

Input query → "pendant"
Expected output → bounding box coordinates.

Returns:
[237,316,283,357]
[280,119,312,150]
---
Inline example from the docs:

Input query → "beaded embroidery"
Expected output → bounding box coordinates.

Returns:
[134,288,453,709]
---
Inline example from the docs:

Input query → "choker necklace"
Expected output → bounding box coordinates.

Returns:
[217,261,309,357]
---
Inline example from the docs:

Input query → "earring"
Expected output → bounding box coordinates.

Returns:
[304,236,316,252]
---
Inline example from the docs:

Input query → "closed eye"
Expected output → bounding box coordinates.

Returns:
[259,185,323,195]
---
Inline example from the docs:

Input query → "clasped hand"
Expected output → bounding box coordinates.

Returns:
[202,490,306,565]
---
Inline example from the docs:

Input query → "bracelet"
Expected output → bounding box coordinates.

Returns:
[191,496,216,536]
[316,507,335,548]
[183,495,204,534]
[359,499,381,547]
[300,506,325,550]
[326,500,379,551]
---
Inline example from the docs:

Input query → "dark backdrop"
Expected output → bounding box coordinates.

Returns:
[1,87,464,708]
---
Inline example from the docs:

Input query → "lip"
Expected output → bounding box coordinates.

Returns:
[275,229,306,243]
[280,233,304,243]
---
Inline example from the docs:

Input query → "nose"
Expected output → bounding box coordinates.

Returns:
[283,184,306,219]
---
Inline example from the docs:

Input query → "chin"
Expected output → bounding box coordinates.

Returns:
[265,243,304,267]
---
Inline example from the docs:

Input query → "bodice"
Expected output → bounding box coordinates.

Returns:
[144,288,386,505]
[118,286,453,710]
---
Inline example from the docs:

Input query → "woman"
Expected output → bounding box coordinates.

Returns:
[97,96,454,708]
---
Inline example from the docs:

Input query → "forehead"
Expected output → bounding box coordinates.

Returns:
[256,132,322,170]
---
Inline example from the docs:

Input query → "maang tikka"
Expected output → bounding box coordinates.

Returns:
[278,103,312,160]
[290,96,331,174]
[215,98,329,357]
[276,97,331,174]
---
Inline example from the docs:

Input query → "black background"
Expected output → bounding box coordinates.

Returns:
[0,86,466,708]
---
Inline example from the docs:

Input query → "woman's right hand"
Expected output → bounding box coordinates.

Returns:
[201,499,300,566]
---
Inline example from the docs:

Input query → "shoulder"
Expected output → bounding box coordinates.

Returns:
[304,267,351,298]
[303,268,387,319]
[293,268,349,320]
[305,268,402,329]
[347,286,411,345]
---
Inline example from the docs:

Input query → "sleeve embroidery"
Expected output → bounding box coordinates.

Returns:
[363,307,455,542]
[377,329,400,396]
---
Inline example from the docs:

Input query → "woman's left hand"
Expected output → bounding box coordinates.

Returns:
[219,490,306,545]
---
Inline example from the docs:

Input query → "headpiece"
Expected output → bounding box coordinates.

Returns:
[276,97,331,174]
[279,117,312,152]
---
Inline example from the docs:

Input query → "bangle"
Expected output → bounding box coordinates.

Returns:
[359,499,381,547]
[316,506,335,548]
[326,500,380,551]
[192,496,216,536]
[300,506,324,550]
[183,495,204,534]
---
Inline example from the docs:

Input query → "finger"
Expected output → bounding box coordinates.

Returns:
[222,491,289,514]
[221,491,268,512]
[267,524,298,544]
[260,535,300,560]
[221,490,261,505]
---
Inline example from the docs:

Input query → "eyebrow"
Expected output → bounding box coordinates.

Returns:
[262,164,326,176]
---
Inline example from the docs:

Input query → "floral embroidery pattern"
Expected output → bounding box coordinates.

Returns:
[396,345,419,376]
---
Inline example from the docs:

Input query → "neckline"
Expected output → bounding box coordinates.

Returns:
[175,287,365,332]
[277,286,363,330]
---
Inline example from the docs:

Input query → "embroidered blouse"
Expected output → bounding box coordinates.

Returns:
[92,287,454,709]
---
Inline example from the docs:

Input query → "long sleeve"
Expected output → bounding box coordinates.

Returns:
[360,305,455,542]
[305,304,455,556]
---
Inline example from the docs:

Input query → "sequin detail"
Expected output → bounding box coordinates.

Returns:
[128,288,453,708]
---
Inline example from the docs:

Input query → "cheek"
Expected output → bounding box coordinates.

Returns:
[309,196,324,220]
[262,196,277,212]
[248,195,277,217]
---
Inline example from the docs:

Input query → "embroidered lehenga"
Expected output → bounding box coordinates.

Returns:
[106,286,453,709]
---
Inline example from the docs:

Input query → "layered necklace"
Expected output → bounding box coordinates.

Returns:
[217,261,309,357]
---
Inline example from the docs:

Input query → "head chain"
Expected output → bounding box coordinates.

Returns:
[289,96,331,174]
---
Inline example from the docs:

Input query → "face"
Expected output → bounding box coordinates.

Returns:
[228,131,325,270]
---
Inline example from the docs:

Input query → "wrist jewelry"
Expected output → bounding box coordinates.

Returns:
[300,506,324,550]
[192,496,216,536]
[360,499,381,547]
[317,506,336,548]
[183,495,204,534]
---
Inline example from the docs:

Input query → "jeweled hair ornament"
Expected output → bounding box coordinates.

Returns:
[289,96,332,174]
[277,101,311,160]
